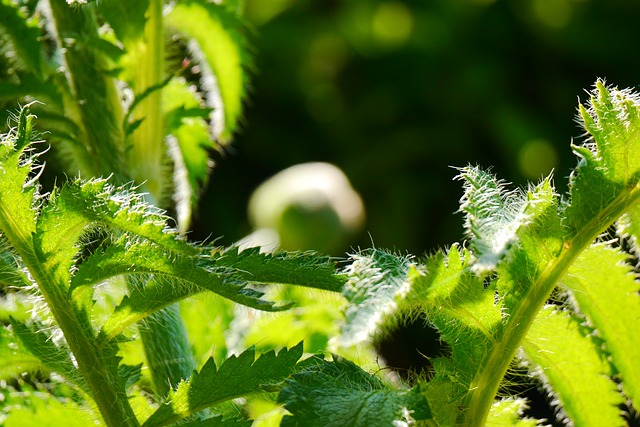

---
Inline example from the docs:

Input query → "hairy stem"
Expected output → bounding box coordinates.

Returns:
[0,214,139,427]
[127,0,197,399]
[462,185,640,426]
[139,294,196,397]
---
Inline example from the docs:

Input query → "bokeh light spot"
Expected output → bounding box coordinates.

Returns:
[518,139,558,179]
[372,2,414,48]
[533,0,572,29]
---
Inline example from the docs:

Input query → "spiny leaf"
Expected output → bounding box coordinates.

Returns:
[176,416,251,427]
[163,77,216,228]
[96,0,149,44]
[408,246,503,423]
[617,207,640,254]
[486,399,538,427]
[165,0,251,142]
[0,0,44,76]
[521,306,625,426]
[0,235,30,288]
[559,243,640,409]
[9,318,89,393]
[142,343,304,427]
[212,246,345,292]
[566,80,640,232]
[336,248,413,346]
[456,167,557,274]
[278,355,431,427]
[46,0,127,181]
[3,391,101,427]
[47,177,197,256]
[94,244,343,339]
[0,324,41,380]
[0,105,41,242]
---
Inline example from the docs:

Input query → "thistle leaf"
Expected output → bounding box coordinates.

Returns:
[560,243,640,409]
[409,246,503,423]
[3,392,100,427]
[0,324,41,380]
[0,0,44,76]
[521,306,625,426]
[456,167,557,274]
[96,0,149,44]
[165,0,251,142]
[566,80,640,232]
[9,318,89,393]
[486,399,538,427]
[45,0,127,181]
[212,246,345,292]
[278,355,431,427]
[0,106,40,243]
[98,246,343,339]
[336,248,414,346]
[142,343,303,427]
[0,235,30,288]
[163,78,216,228]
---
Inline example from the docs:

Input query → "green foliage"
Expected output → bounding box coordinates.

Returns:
[0,107,344,426]
[143,343,303,427]
[326,80,640,426]
[278,355,431,426]
[2,2,640,424]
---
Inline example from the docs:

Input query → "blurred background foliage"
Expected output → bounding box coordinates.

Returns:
[195,0,640,258]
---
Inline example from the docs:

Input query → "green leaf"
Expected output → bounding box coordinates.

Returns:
[45,177,196,256]
[409,246,503,424]
[3,391,101,427]
[337,248,413,346]
[0,105,40,245]
[163,77,216,228]
[212,247,345,292]
[521,306,625,426]
[176,416,251,427]
[166,0,251,142]
[566,80,640,232]
[142,343,304,427]
[559,243,640,409]
[9,318,89,393]
[456,166,558,274]
[97,0,149,44]
[278,355,431,427]
[0,324,41,380]
[485,399,538,427]
[0,0,44,76]
[0,235,30,288]
[46,0,127,181]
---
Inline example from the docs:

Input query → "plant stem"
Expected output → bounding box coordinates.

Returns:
[129,0,166,200]
[139,302,196,397]
[0,212,139,427]
[461,185,640,426]
[128,0,198,398]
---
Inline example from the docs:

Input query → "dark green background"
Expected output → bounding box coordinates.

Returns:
[194,0,640,259]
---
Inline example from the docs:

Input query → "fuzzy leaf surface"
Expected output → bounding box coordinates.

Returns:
[485,399,538,427]
[559,243,640,409]
[337,248,413,346]
[0,0,44,76]
[278,355,431,427]
[522,306,624,426]
[165,0,250,141]
[212,247,345,292]
[566,80,640,232]
[142,343,304,427]
[9,318,89,393]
